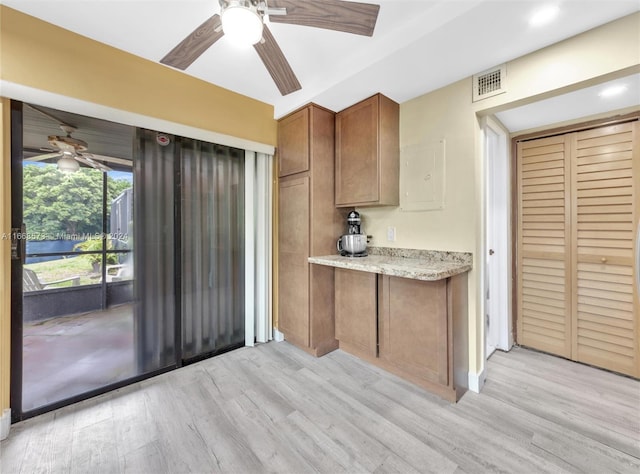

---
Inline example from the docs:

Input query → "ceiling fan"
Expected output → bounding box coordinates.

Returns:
[160,0,380,96]
[26,125,114,173]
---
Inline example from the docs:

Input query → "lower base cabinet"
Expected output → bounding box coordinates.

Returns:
[335,269,377,357]
[379,276,449,387]
[334,268,469,402]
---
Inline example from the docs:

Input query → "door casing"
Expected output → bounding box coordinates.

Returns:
[483,116,513,359]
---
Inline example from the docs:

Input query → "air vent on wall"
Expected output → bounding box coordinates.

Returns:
[473,64,507,102]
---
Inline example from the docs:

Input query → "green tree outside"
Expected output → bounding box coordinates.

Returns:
[23,164,131,238]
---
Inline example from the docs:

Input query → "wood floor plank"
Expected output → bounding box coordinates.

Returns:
[1,342,638,474]
[142,379,220,472]
[487,360,639,440]
[290,366,459,473]
[28,408,75,473]
[120,440,168,474]
[481,378,640,462]
[222,392,316,473]
[111,398,158,462]
[70,417,118,474]
[347,374,572,473]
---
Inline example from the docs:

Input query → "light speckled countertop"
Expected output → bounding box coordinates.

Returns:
[308,247,472,281]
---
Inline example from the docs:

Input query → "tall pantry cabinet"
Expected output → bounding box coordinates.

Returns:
[517,119,639,377]
[277,104,346,356]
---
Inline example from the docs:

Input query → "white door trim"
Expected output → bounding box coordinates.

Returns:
[483,116,513,357]
[245,152,274,346]
[245,151,256,347]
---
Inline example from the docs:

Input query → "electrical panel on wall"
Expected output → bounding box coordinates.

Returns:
[400,139,445,212]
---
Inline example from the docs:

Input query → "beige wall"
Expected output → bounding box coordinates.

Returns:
[476,12,640,115]
[0,6,277,146]
[359,12,640,380]
[0,6,278,415]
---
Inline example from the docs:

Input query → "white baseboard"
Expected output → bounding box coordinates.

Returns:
[468,368,486,393]
[1,408,10,441]
[273,329,285,342]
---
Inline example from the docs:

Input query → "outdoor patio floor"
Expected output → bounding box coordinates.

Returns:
[22,304,135,412]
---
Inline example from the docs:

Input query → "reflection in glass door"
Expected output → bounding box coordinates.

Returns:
[18,103,136,413]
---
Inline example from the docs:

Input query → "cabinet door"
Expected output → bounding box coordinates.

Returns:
[379,276,448,385]
[278,176,310,347]
[516,135,572,358]
[335,268,377,356]
[335,95,379,206]
[278,107,309,177]
[572,122,639,377]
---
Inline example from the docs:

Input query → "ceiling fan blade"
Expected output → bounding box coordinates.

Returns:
[75,154,113,172]
[161,14,224,70]
[25,152,62,162]
[268,0,379,36]
[82,153,132,168]
[254,25,301,96]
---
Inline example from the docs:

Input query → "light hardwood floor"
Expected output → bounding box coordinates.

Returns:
[1,342,639,473]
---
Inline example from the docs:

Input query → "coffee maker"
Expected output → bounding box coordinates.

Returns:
[337,211,368,257]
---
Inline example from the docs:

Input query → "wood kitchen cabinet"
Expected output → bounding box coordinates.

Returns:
[378,274,469,403]
[333,270,469,402]
[278,106,309,177]
[335,268,377,357]
[378,276,449,386]
[277,104,346,356]
[278,176,311,347]
[335,93,399,207]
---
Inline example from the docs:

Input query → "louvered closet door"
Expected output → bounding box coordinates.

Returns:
[572,122,639,377]
[517,135,572,358]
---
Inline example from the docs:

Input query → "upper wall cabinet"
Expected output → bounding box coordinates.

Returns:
[335,93,400,207]
[278,106,310,177]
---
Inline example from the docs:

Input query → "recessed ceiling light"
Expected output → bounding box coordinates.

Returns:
[529,5,560,27]
[599,84,628,98]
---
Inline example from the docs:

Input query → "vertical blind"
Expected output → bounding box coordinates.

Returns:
[134,129,177,373]
[181,140,245,360]
[133,129,268,369]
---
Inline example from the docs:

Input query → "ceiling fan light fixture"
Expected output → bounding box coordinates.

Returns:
[57,155,80,174]
[221,1,264,46]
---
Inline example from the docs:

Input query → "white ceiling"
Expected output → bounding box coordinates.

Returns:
[3,0,639,123]
[496,73,640,132]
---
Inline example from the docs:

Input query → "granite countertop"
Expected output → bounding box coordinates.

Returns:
[308,247,472,281]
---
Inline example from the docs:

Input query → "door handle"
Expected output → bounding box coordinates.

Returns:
[489,249,495,256]
[10,223,26,264]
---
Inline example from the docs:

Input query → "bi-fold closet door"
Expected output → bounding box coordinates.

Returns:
[517,120,639,378]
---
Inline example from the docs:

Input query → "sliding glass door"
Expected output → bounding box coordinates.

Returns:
[12,105,248,421]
